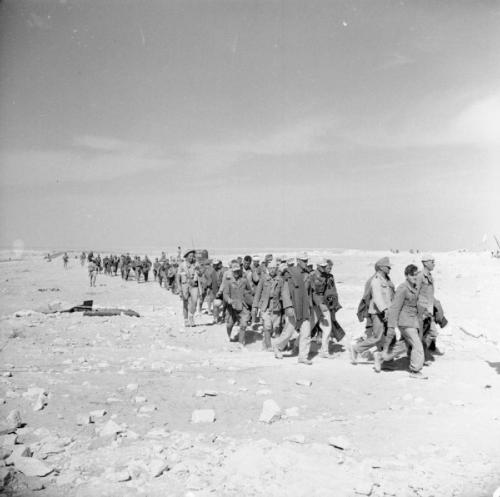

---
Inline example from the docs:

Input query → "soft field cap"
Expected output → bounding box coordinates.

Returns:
[375,256,392,268]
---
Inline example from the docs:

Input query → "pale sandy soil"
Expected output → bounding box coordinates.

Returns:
[0,251,499,497]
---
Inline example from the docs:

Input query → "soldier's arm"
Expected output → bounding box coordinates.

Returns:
[222,279,231,303]
[387,285,405,330]
[370,277,387,313]
[252,279,263,309]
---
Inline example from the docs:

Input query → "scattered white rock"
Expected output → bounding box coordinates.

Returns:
[14,457,53,477]
[33,392,48,411]
[76,414,91,425]
[149,458,169,477]
[89,409,106,419]
[191,409,216,424]
[6,444,31,464]
[99,420,123,437]
[259,399,281,424]
[6,409,22,429]
[0,434,17,448]
[138,405,157,414]
[227,379,236,385]
[106,470,130,482]
[126,383,139,391]
[23,387,46,399]
[134,396,147,403]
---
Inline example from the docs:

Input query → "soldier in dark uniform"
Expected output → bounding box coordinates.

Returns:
[310,258,341,358]
[223,262,253,345]
[143,256,151,282]
[153,258,160,281]
[167,262,177,292]
[111,255,119,276]
[252,259,289,350]
[212,259,226,324]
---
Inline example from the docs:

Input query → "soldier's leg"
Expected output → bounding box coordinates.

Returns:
[274,314,298,353]
[213,298,222,324]
[182,296,189,325]
[319,305,333,357]
[261,310,272,350]
[401,327,425,373]
[188,286,198,326]
[423,317,439,357]
[238,307,249,345]
[226,306,235,339]
[353,314,385,355]
[206,290,214,315]
[297,319,312,363]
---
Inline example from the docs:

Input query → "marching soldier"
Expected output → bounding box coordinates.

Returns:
[274,252,313,365]
[223,262,253,345]
[350,256,395,366]
[252,259,288,351]
[310,258,341,358]
[177,249,199,327]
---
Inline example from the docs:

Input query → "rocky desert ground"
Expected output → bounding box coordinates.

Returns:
[1,250,499,497]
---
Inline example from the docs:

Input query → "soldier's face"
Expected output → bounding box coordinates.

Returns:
[187,253,195,263]
[423,260,435,271]
[298,259,308,270]
[269,267,277,277]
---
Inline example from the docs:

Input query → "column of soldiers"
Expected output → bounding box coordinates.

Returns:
[176,249,342,365]
[80,248,447,375]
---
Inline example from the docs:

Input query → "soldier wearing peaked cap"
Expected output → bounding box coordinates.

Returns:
[350,256,395,367]
[416,253,442,359]
[252,259,291,351]
[274,252,314,365]
[223,262,253,345]
[177,250,199,327]
[310,258,341,358]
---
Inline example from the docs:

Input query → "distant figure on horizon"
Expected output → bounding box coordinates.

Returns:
[63,252,69,269]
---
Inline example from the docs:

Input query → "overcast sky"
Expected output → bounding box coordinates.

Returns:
[1,0,499,252]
